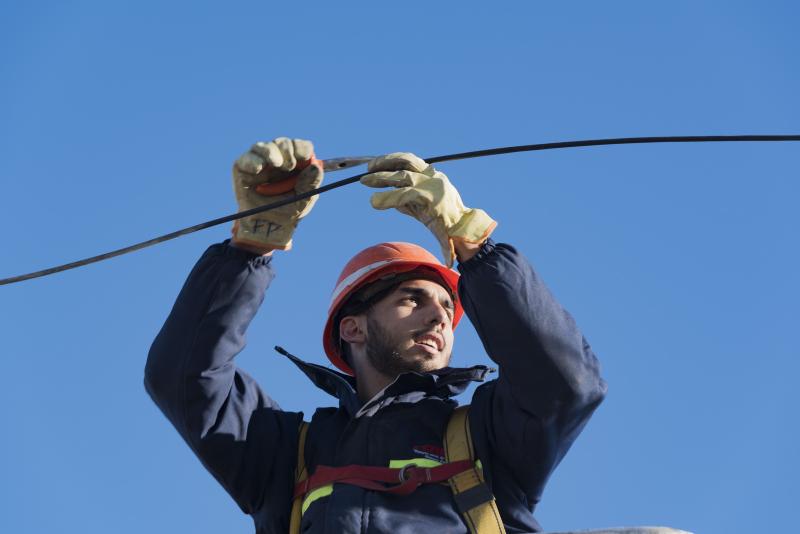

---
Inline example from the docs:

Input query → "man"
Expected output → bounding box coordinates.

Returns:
[145,137,607,533]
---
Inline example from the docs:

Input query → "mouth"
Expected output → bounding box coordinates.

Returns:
[413,332,444,352]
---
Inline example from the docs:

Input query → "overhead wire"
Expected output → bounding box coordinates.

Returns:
[1,134,798,286]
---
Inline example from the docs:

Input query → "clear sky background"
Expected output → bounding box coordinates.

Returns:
[1,2,798,533]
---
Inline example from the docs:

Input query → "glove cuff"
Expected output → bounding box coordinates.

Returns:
[449,208,497,244]
[232,219,294,253]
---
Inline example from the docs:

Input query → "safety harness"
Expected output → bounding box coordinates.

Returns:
[289,405,506,534]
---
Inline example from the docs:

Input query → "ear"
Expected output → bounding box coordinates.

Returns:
[339,315,366,344]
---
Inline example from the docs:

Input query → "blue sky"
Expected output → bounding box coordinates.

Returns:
[1,2,798,533]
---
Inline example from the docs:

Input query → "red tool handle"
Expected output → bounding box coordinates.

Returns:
[254,155,321,196]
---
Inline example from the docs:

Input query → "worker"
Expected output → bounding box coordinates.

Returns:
[145,137,608,533]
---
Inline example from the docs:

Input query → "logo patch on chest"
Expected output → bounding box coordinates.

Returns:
[412,444,446,463]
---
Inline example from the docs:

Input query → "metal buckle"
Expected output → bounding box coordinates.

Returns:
[398,463,418,482]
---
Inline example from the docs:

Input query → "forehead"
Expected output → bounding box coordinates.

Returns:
[394,279,453,302]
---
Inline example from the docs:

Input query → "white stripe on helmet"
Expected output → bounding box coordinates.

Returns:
[329,259,395,307]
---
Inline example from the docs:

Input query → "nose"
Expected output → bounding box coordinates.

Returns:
[425,300,450,328]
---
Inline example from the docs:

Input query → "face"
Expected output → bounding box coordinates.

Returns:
[362,279,456,376]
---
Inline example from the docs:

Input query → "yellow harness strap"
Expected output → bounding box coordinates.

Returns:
[445,405,506,534]
[289,421,309,534]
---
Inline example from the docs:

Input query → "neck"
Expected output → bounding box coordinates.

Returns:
[353,362,397,404]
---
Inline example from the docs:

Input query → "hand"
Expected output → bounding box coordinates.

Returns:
[360,152,496,267]
[231,137,323,254]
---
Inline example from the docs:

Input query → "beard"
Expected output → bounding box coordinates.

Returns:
[365,315,449,377]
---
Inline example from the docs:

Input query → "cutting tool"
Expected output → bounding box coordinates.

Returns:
[254,155,375,196]
[321,156,376,172]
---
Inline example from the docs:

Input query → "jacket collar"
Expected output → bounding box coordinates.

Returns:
[275,346,493,417]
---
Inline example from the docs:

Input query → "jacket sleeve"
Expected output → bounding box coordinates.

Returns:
[144,241,302,518]
[459,240,607,512]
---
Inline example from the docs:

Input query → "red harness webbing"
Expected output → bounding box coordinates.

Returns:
[294,459,475,498]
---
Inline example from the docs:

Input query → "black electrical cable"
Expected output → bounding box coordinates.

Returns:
[2,134,798,286]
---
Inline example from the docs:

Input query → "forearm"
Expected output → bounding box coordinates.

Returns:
[458,240,606,418]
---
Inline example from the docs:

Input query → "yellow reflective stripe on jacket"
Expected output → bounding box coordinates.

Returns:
[388,458,443,469]
[301,484,333,514]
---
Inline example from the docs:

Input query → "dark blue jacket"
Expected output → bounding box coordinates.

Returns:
[145,239,607,534]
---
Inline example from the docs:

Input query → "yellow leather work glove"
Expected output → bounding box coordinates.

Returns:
[360,152,496,267]
[232,137,323,253]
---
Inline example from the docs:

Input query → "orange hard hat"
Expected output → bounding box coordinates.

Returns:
[323,242,463,375]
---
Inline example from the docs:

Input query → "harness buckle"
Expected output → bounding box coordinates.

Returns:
[398,463,418,482]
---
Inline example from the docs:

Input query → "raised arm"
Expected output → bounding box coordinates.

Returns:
[144,138,323,518]
[458,240,607,514]
[145,242,302,513]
